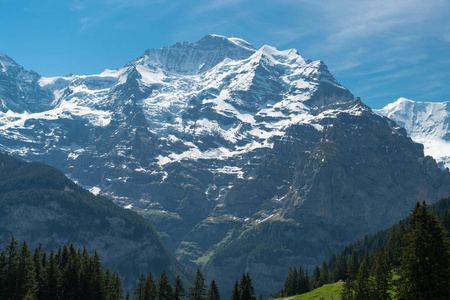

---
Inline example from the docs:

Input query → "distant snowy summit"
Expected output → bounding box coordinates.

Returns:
[376,97,450,169]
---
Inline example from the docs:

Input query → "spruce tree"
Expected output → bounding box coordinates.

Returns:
[231,280,240,300]
[33,245,46,300]
[43,250,61,300]
[354,259,370,300]
[283,267,298,296]
[157,271,173,300]
[372,249,391,300]
[134,275,147,300]
[173,276,185,300]
[341,263,354,300]
[206,280,220,300]
[397,201,450,299]
[0,250,7,298]
[16,241,37,299]
[144,272,157,300]
[239,273,255,300]
[350,251,359,279]
[5,235,19,299]
[188,269,206,300]
[298,266,309,294]
[105,269,124,300]
[312,266,321,289]
[320,261,329,285]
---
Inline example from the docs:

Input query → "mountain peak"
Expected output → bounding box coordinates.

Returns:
[197,34,256,51]
[141,35,256,74]
[0,52,20,73]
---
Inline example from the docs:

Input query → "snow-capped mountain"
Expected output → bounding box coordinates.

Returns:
[376,97,450,169]
[1,35,449,294]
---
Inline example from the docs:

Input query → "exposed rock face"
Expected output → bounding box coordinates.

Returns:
[0,36,449,295]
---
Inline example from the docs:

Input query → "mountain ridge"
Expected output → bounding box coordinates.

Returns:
[0,35,449,295]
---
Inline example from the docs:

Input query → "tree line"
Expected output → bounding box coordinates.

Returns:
[0,237,258,300]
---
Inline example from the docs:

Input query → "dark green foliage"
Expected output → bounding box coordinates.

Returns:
[282,267,298,296]
[206,280,220,300]
[298,266,309,294]
[371,249,391,300]
[173,276,185,300]
[231,280,240,300]
[44,250,61,300]
[107,270,124,300]
[238,273,256,300]
[17,241,38,299]
[157,271,173,300]
[143,272,156,300]
[340,264,355,300]
[188,269,207,300]
[0,237,125,300]
[132,272,164,300]
[354,259,370,300]
[311,266,321,289]
[397,201,450,299]
[320,260,329,285]
[229,273,256,300]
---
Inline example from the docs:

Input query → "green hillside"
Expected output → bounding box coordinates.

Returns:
[279,283,343,300]
[0,152,190,288]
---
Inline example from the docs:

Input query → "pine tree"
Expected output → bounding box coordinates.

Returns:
[304,270,310,292]
[5,235,19,299]
[173,276,185,300]
[105,269,124,300]
[157,271,173,300]
[320,261,329,285]
[134,275,146,300]
[16,241,38,299]
[61,245,81,300]
[397,201,450,299]
[231,280,240,300]
[354,259,370,300]
[188,269,206,300]
[350,251,359,279]
[0,250,7,298]
[312,266,321,289]
[206,280,220,300]
[239,273,255,300]
[33,244,46,300]
[144,272,157,300]
[371,249,391,300]
[87,251,106,299]
[283,267,298,296]
[298,266,309,294]
[341,263,354,300]
[43,250,61,300]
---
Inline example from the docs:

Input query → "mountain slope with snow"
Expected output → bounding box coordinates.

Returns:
[1,35,449,295]
[376,97,450,169]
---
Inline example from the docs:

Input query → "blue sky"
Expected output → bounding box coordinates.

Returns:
[0,0,449,108]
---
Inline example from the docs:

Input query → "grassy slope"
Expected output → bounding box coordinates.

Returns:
[279,284,343,300]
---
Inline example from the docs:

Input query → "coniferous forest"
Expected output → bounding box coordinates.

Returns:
[278,200,450,299]
[0,236,260,300]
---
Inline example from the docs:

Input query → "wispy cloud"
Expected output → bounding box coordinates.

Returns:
[190,0,245,15]
[71,0,85,11]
